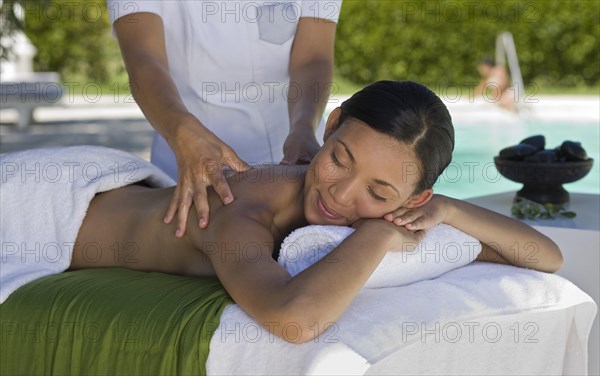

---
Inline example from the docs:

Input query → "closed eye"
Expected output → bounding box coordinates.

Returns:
[332,150,386,201]
[330,151,347,169]
[368,186,387,202]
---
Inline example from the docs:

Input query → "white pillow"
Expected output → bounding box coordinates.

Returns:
[278,224,482,288]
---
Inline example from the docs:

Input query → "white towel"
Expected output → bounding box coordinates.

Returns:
[207,263,597,375]
[0,146,175,304]
[278,224,482,288]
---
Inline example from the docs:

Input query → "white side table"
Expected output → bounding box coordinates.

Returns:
[466,192,599,376]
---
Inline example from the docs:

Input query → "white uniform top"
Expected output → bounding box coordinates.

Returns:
[107,0,342,179]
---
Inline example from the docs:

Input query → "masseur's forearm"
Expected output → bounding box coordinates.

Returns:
[288,59,333,132]
[114,13,195,145]
[122,51,193,144]
[287,17,336,133]
[443,196,563,272]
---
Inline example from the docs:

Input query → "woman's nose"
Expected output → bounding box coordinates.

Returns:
[329,176,359,207]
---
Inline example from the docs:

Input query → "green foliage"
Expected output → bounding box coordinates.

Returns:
[335,0,600,88]
[511,197,576,220]
[0,1,26,61]
[4,0,598,90]
[20,0,124,83]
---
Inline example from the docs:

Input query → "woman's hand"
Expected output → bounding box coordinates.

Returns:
[280,127,321,165]
[383,194,451,231]
[164,115,250,237]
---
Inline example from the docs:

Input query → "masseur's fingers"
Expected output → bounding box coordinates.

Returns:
[193,188,210,230]
[210,148,250,206]
[175,187,194,237]
[164,187,181,225]
[223,149,251,173]
[165,166,209,237]
[192,158,225,231]
[164,116,252,236]
[281,129,320,165]
[193,148,250,230]
[210,168,234,206]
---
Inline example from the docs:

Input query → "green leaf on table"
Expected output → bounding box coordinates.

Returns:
[560,211,577,218]
[511,197,577,221]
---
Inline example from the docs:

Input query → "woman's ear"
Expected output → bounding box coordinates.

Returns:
[405,189,433,208]
[323,107,343,142]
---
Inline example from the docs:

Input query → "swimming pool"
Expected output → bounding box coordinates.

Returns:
[434,120,599,199]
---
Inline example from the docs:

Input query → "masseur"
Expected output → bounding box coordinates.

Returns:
[107,0,341,237]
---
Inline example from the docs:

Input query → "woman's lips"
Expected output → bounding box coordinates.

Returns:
[316,193,343,220]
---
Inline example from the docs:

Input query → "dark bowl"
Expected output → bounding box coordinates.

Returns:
[494,157,594,204]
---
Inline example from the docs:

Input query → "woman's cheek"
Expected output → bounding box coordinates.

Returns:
[353,201,380,220]
[355,201,396,220]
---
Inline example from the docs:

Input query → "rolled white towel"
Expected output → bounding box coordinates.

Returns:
[278,224,482,288]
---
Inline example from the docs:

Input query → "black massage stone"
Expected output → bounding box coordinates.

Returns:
[560,141,588,161]
[519,135,545,152]
[523,149,559,163]
[499,144,538,160]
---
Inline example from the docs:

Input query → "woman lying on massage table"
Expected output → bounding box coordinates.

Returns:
[68,81,563,343]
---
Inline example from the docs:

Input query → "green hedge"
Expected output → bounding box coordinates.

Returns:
[19,0,124,83]
[335,0,599,88]
[10,0,599,89]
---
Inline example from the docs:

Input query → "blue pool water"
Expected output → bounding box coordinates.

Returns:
[433,121,599,199]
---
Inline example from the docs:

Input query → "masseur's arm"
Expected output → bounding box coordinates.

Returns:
[282,18,337,164]
[201,208,420,343]
[113,12,249,237]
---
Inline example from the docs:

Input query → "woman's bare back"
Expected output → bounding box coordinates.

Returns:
[70,165,308,276]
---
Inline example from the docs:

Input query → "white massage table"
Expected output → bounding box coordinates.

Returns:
[207,262,597,375]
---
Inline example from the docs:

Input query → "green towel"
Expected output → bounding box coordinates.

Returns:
[0,268,233,376]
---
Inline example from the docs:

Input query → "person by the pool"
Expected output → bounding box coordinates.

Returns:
[68,81,563,342]
[475,56,516,111]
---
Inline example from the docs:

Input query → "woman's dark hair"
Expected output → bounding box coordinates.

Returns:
[479,56,495,66]
[339,80,454,194]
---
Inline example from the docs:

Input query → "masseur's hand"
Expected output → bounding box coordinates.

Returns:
[383,194,450,232]
[280,127,321,165]
[164,115,250,237]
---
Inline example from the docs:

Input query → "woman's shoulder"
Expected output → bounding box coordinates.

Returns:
[224,164,307,218]
[208,165,307,245]
[227,164,307,193]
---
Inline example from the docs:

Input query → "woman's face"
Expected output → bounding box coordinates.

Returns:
[303,117,423,226]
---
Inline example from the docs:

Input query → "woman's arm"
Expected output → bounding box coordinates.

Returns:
[200,206,420,343]
[113,12,248,236]
[387,195,564,272]
[283,18,337,164]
